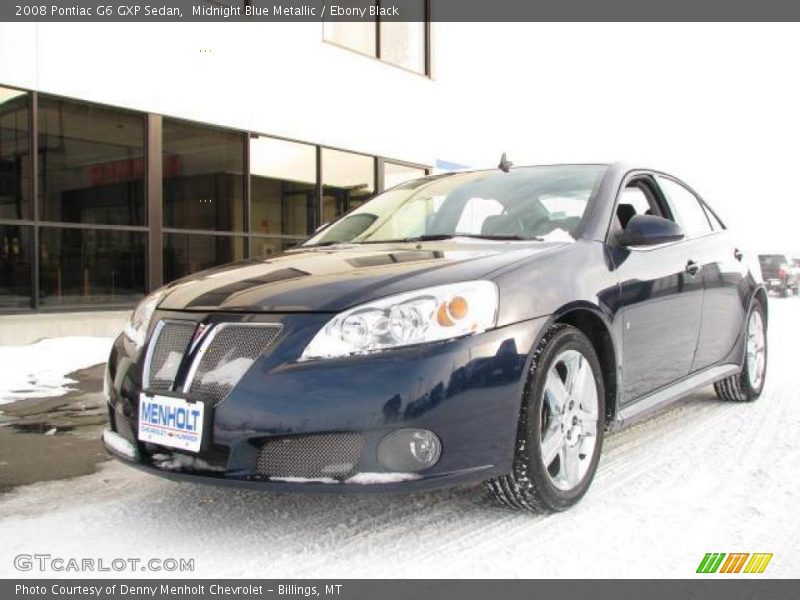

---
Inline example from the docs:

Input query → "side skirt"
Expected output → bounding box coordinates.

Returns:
[611,363,741,431]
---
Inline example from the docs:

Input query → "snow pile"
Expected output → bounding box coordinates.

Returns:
[0,336,114,404]
[269,473,421,485]
[151,453,225,473]
[102,429,138,460]
[346,472,420,484]
[269,476,338,484]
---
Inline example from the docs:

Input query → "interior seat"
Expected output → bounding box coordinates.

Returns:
[481,214,523,237]
[616,204,637,229]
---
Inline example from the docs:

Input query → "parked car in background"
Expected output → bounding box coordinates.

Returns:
[758,254,799,297]
[102,162,768,513]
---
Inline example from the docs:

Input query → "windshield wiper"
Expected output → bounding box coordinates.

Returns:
[401,233,543,242]
[304,233,544,247]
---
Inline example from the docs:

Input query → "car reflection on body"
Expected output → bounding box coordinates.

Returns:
[102,163,767,512]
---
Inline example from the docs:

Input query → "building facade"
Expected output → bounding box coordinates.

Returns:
[0,8,434,311]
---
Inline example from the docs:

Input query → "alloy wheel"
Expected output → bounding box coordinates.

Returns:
[746,310,766,389]
[539,349,600,491]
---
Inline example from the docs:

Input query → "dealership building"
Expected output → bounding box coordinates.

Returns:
[0,11,436,314]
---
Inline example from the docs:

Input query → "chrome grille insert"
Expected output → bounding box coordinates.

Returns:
[144,320,196,392]
[256,433,365,480]
[184,323,282,405]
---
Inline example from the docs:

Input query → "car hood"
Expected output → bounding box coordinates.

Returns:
[159,240,567,313]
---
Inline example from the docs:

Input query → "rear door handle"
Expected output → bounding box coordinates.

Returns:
[685,260,700,277]
[734,248,743,261]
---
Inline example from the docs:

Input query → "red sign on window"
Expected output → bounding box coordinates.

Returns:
[87,154,182,186]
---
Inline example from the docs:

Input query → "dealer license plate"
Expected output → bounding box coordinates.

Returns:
[138,393,205,452]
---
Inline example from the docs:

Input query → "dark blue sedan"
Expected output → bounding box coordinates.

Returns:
[102,163,768,512]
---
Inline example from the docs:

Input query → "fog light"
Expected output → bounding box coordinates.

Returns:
[378,428,441,472]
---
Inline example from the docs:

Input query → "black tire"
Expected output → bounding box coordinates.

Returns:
[714,300,767,402]
[485,324,605,513]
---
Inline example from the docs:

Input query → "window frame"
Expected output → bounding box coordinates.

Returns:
[654,174,717,240]
[320,146,378,225]
[379,157,430,191]
[322,0,432,78]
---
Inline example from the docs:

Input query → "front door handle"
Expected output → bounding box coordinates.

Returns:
[734,248,743,261]
[685,260,700,277]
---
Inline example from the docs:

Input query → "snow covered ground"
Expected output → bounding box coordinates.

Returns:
[0,300,798,578]
[0,337,114,404]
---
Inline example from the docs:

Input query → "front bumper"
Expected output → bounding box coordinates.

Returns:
[103,310,547,492]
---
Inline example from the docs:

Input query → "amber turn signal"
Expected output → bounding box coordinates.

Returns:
[436,296,469,327]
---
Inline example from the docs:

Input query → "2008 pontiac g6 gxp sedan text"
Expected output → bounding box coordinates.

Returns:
[102,163,768,512]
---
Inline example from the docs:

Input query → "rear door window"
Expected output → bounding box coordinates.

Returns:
[657,176,713,237]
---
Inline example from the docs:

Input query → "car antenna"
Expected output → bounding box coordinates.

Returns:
[498,152,513,173]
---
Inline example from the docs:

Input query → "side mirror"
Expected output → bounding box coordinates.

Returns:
[615,214,684,247]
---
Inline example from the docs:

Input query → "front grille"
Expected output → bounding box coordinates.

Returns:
[142,320,281,406]
[114,403,135,443]
[187,324,281,405]
[146,321,196,392]
[256,433,365,480]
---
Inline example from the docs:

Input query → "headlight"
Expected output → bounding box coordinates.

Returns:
[301,281,498,360]
[123,290,165,349]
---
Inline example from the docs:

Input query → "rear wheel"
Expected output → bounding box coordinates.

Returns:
[485,324,605,513]
[714,300,767,402]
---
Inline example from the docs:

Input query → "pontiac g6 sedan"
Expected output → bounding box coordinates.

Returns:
[102,163,768,512]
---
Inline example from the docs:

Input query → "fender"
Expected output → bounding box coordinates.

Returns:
[517,300,621,425]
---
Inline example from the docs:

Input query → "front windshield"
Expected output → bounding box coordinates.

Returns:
[305,165,608,246]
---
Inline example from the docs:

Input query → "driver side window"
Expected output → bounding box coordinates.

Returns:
[611,179,669,236]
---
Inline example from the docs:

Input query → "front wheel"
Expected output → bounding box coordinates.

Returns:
[714,300,767,402]
[485,324,605,513]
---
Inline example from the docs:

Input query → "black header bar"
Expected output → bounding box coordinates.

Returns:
[3,0,800,22]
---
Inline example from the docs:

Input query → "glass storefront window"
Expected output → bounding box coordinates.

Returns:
[163,119,245,232]
[380,2,426,73]
[0,87,31,221]
[0,86,434,310]
[384,161,427,189]
[250,136,316,237]
[38,227,146,306]
[322,149,375,223]
[323,1,428,75]
[323,4,376,56]
[163,232,245,283]
[0,224,32,308]
[38,96,145,226]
